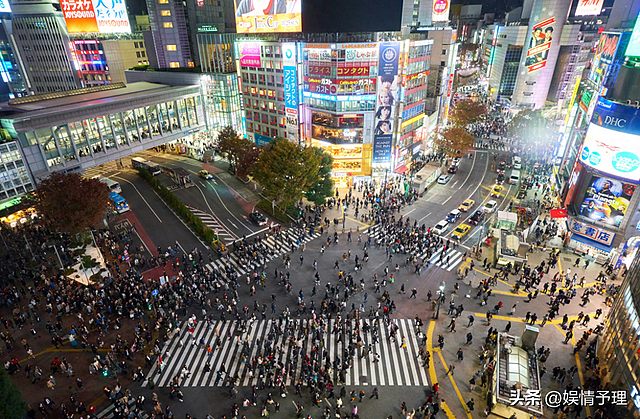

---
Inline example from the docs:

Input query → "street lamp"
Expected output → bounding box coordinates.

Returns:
[342,204,346,229]
[435,281,445,319]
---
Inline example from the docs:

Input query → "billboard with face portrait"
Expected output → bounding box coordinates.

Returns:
[373,42,399,165]
[524,17,556,73]
[579,175,636,227]
[234,0,302,33]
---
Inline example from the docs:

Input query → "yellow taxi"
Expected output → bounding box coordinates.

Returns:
[458,199,475,212]
[452,224,471,239]
[491,184,503,197]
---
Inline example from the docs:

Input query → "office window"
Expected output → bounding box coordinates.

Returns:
[167,45,177,51]
[140,42,144,48]
[136,51,141,58]
[161,10,171,16]
[170,62,180,68]
[163,22,173,28]
[159,0,168,3]
[141,51,146,57]
[134,42,139,48]
[188,62,194,67]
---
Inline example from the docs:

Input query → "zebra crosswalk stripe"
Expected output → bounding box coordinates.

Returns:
[145,319,429,387]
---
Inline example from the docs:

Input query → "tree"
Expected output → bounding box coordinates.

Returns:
[253,138,321,208]
[431,127,475,158]
[305,147,334,205]
[32,173,109,234]
[236,143,263,179]
[216,126,249,170]
[0,358,29,419]
[448,98,486,127]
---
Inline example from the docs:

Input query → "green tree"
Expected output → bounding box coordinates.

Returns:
[216,126,249,170]
[431,127,475,158]
[236,143,263,179]
[448,98,486,127]
[253,138,321,208]
[305,147,334,205]
[32,173,110,234]
[0,365,28,419]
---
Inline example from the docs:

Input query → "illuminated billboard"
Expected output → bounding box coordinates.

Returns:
[61,0,131,33]
[580,124,640,182]
[0,0,11,13]
[626,13,640,57]
[588,32,621,86]
[234,0,301,34]
[237,42,262,67]
[524,17,556,73]
[373,42,399,165]
[575,0,604,16]
[579,175,636,226]
[432,0,450,22]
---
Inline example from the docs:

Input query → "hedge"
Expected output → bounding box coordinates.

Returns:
[135,168,218,245]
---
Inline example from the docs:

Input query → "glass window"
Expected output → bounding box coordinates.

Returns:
[68,121,91,158]
[176,99,188,127]
[97,116,115,150]
[134,108,150,139]
[163,22,173,28]
[170,62,180,68]
[147,105,161,136]
[122,110,139,143]
[158,103,170,132]
[53,125,77,162]
[166,101,178,130]
[185,97,198,126]
[83,118,103,154]
[109,114,127,146]
[36,128,62,166]
[23,132,37,147]
[166,45,177,51]
[161,10,171,16]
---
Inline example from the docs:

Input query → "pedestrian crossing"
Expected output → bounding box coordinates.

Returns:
[366,225,465,272]
[143,319,429,388]
[200,228,322,281]
[473,142,510,152]
[96,398,147,419]
[190,208,238,244]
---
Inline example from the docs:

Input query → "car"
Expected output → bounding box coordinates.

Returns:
[445,209,462,223]
[458,199,475,212]
[451,157,461,167]
[513,156,522,170]
[498,161,506,174]
[470,210,486,225]
[433,220,449,235]
[491,184,503,197]
[249,212,267,226]
[497,173,505,184]
[448,165,458,174]
[199,170,213,180]
[483,200,498,213]
[452,224,471,239]
[437,175,451,184]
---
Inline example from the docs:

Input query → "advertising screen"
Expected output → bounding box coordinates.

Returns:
[627,13,640,57]
[0,0,10,13]
[234,0,301,33]
[579,175,636,226]
[580,124,640,182]
[373,42,399,165]
[588,32,621,86]
[524,17,556,73]
[238,42,262,67]
[61,0,131,33]
[432,0,450,22]
[575,0,604,16]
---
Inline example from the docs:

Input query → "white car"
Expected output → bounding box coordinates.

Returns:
[483,200,498,213]
[452,158,461,167]
[437,175,451,184]
[513,156,522,170]
[433,220,449,235]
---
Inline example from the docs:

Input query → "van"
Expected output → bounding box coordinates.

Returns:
[509,170,520,185]
[513,156,522,170]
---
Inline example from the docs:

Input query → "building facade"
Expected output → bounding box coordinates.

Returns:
[68,39,110,87]
[102,39,149,84]
[146,0,193,68]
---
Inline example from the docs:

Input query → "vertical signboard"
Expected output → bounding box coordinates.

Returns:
[238,42,262,67]
[626,13,640,57]
[588,32,621,87]
[283,43,298,141]
[524,17,556,73]
[575,0,604,16]
[432,0,450,22]
[374,42,399,166]
[444,72,454,120]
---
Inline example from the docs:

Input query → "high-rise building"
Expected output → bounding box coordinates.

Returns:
[184,0,236,65]
[0,21,27,100]
[102,39,149,83]
[68,39,110,87]
[3,0,83,94]
[146,0,193,68]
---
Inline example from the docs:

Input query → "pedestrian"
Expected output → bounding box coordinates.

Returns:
[466,398,475,412]
[370,387,379,399]
[456,348,464,361]
[446,364,455,376]
[467,315,474,327]
[469,377,476,391]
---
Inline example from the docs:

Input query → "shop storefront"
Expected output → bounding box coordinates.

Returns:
[169,129,215,161]
[566,217,615,264]
[312,139,372,187]
[0,206,37,227]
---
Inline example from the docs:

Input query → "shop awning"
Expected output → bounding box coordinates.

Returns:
[570,234,614,253]
[395,165,408,174]
[550,208,568,218]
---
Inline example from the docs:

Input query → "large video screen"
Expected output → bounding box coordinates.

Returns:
[580,124,640,182]
[234,0,301,33]
[61,0,130,33]
[579,175,636,227]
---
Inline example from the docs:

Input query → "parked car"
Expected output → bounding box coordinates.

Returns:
[458,199,475,212]
[470,210,485,225]
[437,175,451,184]
[445,209,462,223]
[249,212,267,226]
[433,220,449,235]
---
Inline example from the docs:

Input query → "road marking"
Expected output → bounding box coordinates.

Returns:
[112,176,162,223]
[451,180,459,188]
[405,208,416,216]
[467,150,490,200]
[435,350,473,419]
[418,212,432,222]
[194,184,239,240]
[204,180,252,231]
[553,324,591,417]
[227,218,239,229]
[459,153,478,189]
[443,197,451,204]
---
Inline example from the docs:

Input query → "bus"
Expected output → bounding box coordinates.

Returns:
[94,176,121,194]
[109,192,130,213]
[131,157,161,176]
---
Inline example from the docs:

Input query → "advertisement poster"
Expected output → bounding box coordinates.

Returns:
[378,43,400,77]
[626,14,640,57]
[588,32,621,86]
[282,42,298,140]
[524,17,556,72]
[61,0,131,33]
[234,0,301,33]
[432,0,450,22]
[373,42,399,165]
[304,78,375,95]
[579,176,636,226]
[575,0,604,16]
[373,137,393,164]
[580,124,640,182]
[238,42,262,67]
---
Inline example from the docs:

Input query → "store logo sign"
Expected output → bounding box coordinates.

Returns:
[612,151,640,173]
[603,115,626,127]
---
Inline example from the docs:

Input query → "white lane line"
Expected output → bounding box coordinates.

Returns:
[418,212,432,222]
[459,152,479,189]
[203,180,252,231]
[113,176,162,223]
[404,208,416,216]
[443,196,452,204]
[194,184,240,240]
